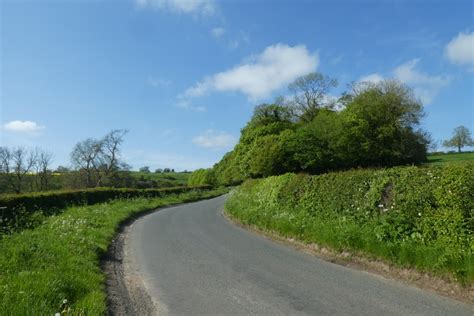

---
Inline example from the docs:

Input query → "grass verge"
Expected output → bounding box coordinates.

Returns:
[0,188,227,315]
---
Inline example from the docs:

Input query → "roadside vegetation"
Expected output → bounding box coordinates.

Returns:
[0,186,210,236]
[0,187,227,315]
[225,162,473,284]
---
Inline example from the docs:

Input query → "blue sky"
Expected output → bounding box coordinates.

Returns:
[1,0,473,171]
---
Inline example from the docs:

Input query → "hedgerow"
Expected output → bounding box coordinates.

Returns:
[0,185,210,235]
[226,162,474,283]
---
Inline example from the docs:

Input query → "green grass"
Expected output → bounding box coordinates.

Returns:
[0,188,227,315]
[426,152,474,165]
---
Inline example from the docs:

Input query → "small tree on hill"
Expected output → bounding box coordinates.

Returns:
[443,126,473,153]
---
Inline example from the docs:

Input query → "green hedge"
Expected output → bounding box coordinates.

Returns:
[0,185,211,224]
[226,162,474,283]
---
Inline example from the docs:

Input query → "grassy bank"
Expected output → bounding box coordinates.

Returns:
[225,163,473,284]
[427,152,474,165]
[0,188,227,315]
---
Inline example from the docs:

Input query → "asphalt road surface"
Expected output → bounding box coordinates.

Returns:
[125,195,473,315]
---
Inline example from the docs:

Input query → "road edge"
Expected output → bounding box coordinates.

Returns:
[221,207,474,305]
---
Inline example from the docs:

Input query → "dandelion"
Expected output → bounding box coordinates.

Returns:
[378,204,384,208]
[418,212,422,216]
[55,313,60,316]
[63,299,68,304]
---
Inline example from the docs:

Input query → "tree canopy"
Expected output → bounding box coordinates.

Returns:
[208,77,431,186]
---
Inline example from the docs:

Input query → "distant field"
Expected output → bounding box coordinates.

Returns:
[426,152,474,165]
[131,172,190,185]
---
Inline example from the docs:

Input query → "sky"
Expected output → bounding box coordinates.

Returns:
[1,0,473,171]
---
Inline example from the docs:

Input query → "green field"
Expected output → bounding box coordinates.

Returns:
[131,171,190,185]
[426,152,474,165]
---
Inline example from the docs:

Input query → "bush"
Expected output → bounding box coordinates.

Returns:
[0,185,211,234]
[226,162,474,283]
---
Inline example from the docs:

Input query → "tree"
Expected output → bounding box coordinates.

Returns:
[155,168,163,173]
[188,168,216,186]
[139,166,151,173]
[339,79,428,166]
[70,138,103,187]
[288,72,337,122]
[70,129,128,188]
[100,129,128,179]
[1,147,37,193]
[35,148,53,191]
[443,126,473,153]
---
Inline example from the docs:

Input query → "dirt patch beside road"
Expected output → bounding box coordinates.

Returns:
[103,222,157,315]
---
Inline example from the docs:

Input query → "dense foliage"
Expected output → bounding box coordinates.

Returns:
[226,163,474,283]
[0,185,210,235]
[0,188,228,315]
[187,168,216,186]
[213,79,430,186]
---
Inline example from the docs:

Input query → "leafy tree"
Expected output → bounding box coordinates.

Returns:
[443,125,473,153]
[139,166,151,173]
[339,79,428,166]
[188,168,216,186]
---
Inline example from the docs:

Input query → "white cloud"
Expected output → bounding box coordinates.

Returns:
[393,59,451,104]
[183,43,319,101]
[358,73,383,84]
[192,129,236,150]
[211,27,225,38]
[176,99,206,112]
[3,120,45,133]
[445,31,474,68]
[136,0,216,16]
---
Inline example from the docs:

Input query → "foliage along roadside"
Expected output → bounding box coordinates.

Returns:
[225,162,474,284]
[0,187,228,315]
[0,185,210,235]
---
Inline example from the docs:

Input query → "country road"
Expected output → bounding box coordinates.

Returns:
[122,195,473,315]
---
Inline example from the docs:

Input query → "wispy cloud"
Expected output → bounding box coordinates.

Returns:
[445,31,474,70]
[393,59,451,104]
[181,43,318,101]
[3,120,45,134]
[358,73,383,84]
[192,129,236,150]
[211,27,225,38]
[176,99,206,112]
[135,0,216,16]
